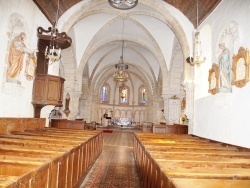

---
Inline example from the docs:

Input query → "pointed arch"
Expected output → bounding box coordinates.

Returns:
[100,83,111,103]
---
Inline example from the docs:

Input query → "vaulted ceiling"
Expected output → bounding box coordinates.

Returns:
[32,0,221,94]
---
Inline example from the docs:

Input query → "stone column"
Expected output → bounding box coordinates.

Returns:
[162,94,183,125]
[168,96,182,124]
[147,96,153,122]
[151,91,159,123]
[183,80,195,134]
[161,94,169,124]
[67,91,82,120]
[79,77,89,120]
[91,94,100,122]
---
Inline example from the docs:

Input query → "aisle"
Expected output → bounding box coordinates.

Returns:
[81,131,141,188]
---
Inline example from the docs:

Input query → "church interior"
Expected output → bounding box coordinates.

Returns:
[0,0,250,187]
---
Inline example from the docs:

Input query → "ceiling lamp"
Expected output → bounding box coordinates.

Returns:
[113,20,129,86]
[113,40,129,85]
[44,0,61,63]
[186,0,206,66]
[108,0,138,10]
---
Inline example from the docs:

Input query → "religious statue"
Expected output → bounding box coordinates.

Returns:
[181,97,186,111]
[217,42,232,92]
[180,113,187,124]
[63,93,71,117]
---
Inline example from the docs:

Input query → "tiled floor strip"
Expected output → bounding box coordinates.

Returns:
[81,131,141,188]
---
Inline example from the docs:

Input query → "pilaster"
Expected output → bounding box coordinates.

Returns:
[182,80,195,134]
[161,94,169,124]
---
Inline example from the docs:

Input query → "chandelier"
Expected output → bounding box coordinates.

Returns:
[113,19,129,86]
[186,0,206,66]
[108,0,138,10]
[113,40,129,85]
[44,0,61,63]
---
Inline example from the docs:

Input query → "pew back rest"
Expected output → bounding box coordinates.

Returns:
[0,118,45,134]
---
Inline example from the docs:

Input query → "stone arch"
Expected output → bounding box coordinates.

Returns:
[59,0,191,92]
[90,56,156,95]
[216,22,239,58]
[126,109,132,119]
[79,35,166,84]
[168,39,184,94]
[93,64,153,100]
[58,0,192,123]
[114,109,121,117]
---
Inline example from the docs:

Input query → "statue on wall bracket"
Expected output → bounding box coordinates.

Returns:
[217,43,232,93]
[63,93,71,117]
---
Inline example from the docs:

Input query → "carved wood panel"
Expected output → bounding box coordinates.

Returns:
[32,74,65,117]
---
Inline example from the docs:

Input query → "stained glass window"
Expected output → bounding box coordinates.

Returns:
[101,86,107,102]
[141,88,147,104]
[120,87,127,103]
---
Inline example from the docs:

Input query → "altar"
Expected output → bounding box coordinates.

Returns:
[111,117,133,127]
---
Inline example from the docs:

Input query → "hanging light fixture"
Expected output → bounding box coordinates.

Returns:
[108,0,138,10]
[113,20,129,87]
[186,0,206,66]
[44,0,61,63]
[113,40,129,87]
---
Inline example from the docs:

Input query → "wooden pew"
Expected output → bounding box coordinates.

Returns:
[134,133,250,188]
[50,119,86,130]
[172,179,250,188]
[0,118,103,188]
[0,160,50,188]
[3,129,103,188]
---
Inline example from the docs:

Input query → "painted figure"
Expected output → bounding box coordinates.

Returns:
[7,32,27,78]
[25,53,37,80]
[7,32,37,80]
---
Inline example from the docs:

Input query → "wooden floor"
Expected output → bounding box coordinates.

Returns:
[80,131,141,188]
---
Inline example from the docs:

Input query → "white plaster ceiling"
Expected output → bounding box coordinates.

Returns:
[63,0,193,90]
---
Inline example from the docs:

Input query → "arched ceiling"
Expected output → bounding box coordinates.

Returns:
[33,0,221,93]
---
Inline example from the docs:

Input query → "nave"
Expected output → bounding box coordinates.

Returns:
[81,131,141,188]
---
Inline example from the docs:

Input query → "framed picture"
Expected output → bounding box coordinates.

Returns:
[231,47,250,88]
[208,63,219,95]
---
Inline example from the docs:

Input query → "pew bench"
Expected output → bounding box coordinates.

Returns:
[133,133,250,188]
[0,118,103,188]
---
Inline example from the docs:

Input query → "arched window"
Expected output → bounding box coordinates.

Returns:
[141,88,147,103]
[139,86,147,105]
[120,87,128,103]
[101,84,110,103]
[119,85,129,104]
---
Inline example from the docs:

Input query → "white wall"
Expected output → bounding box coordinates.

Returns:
[194,0,250,148]
[0,0,50,118]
